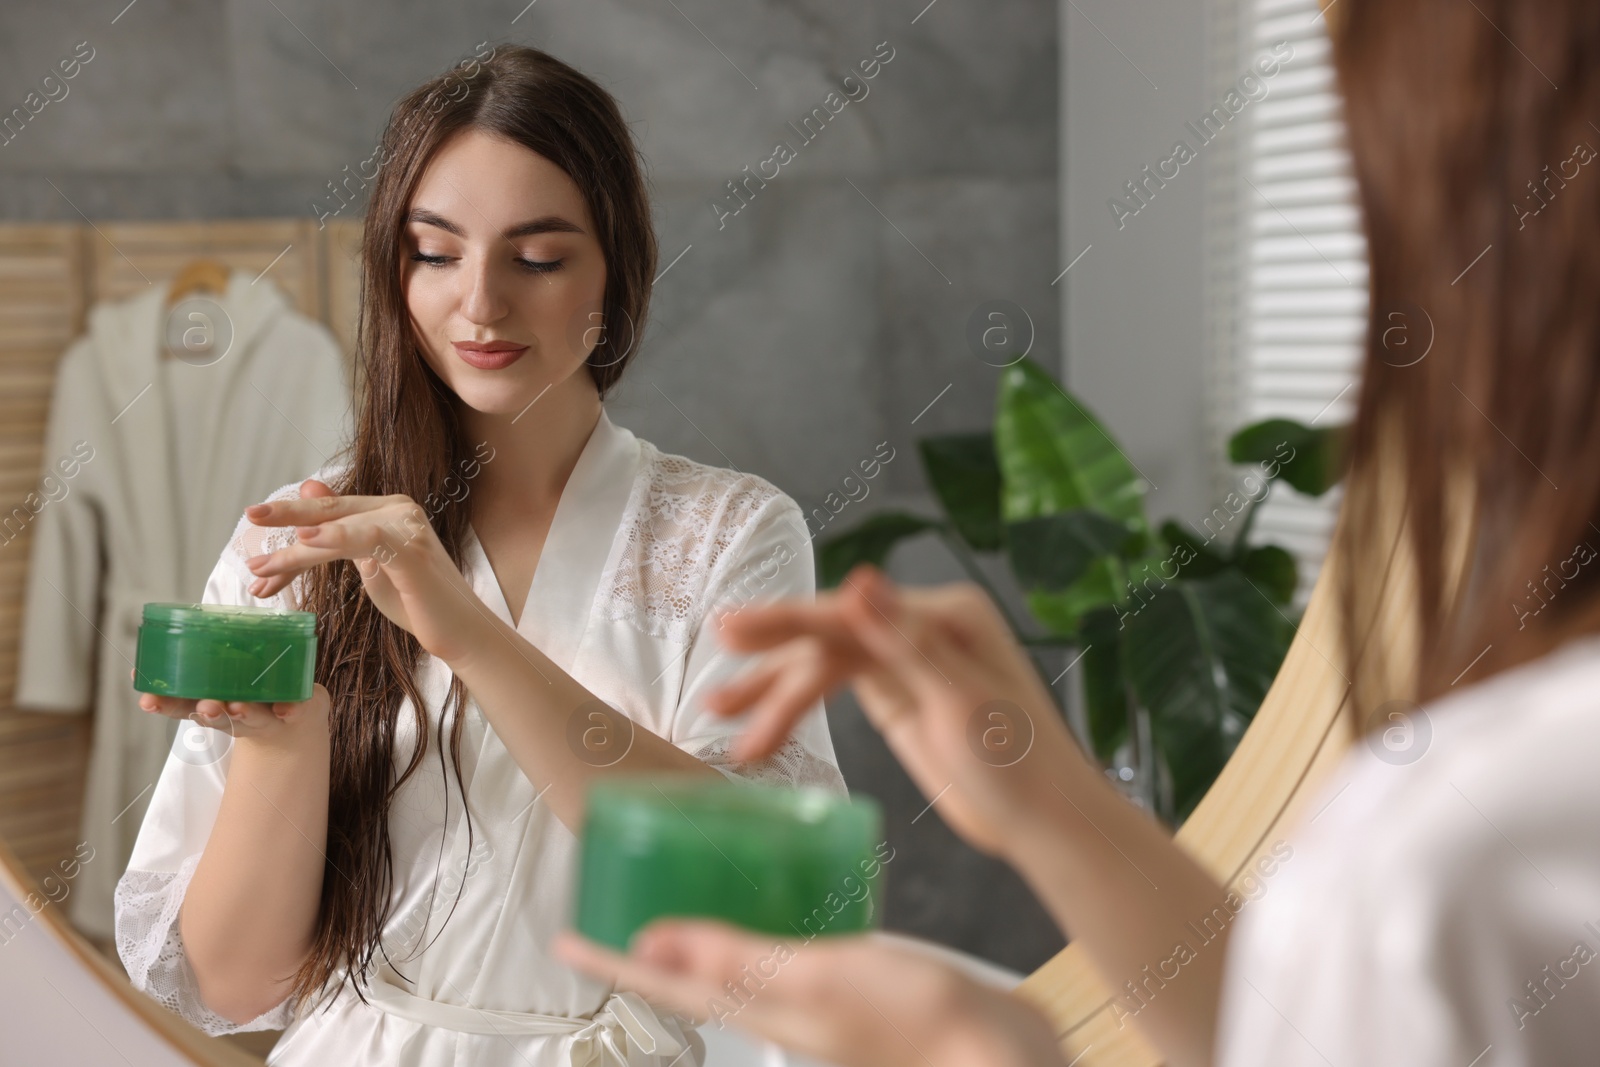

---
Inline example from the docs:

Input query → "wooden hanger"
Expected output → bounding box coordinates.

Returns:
[164,258,232,306]
[161,258,233,361]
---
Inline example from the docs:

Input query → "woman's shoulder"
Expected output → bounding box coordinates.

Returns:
[1220,636,1600,1062]
[1334,634,1600,852]
[604,439,807,639]
[1285,635,1600,902]
[632,437,790,512]
[629,437,799,534]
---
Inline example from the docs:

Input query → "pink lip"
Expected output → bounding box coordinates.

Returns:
[451,341,528,370]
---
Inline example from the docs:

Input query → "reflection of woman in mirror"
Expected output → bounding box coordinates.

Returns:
[113,44,844,1066]
[557,0,1600,1064]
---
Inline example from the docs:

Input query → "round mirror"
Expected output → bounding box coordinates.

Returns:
[0,2,1359,1064]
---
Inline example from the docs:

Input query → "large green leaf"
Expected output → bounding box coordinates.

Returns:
[1153,521,1297,605]
[994,359,1149,539]
[1156,520,1230,580]
[1077,606,1128,763]
[1239,544,1298,606]
[1007,509,1136,592]
[1229,418,1347,497]
[1121,570,1293,820]
[817,512,938,587]
[1025,557,1123,638]
[918,434,1003,551]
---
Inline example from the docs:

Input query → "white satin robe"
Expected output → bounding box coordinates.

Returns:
[112,410,846,1066]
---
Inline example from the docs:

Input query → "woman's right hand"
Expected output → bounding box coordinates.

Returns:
[713,566,1232,1067]
[708,564,1090,859]
[133,670,330,745]
[557,922,1068,1067]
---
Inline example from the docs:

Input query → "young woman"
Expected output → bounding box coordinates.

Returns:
[557,0,1600,1064]
[113,44,844,1066]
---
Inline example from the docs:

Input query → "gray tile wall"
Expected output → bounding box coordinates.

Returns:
[1,0,1062,971]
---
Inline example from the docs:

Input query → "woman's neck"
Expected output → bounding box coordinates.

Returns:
[457,369,603,520]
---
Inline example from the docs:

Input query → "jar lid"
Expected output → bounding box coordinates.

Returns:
[585,777,880,851]
[140,601,317,636]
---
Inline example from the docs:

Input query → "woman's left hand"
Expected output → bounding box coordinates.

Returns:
[242,479,496,666]
[554,923,1067,1067]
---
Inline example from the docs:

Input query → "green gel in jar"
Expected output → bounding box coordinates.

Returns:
[133,602,317,704]
[575,776,885,950]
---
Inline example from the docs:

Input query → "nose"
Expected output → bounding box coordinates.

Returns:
[458,248,511,326]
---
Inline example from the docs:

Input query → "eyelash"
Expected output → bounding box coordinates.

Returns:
[409,252,564,275]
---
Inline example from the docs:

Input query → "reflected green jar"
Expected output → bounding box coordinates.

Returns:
[575,776,886,950]
[133,602,317,704]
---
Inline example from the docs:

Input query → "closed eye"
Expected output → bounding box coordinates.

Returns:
[409,252,564,275]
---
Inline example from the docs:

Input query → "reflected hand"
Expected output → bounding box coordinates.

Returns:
[708,564,1086,858]
[241,479,494,665]
[133,672,329,744]
[554,923,1066,1067]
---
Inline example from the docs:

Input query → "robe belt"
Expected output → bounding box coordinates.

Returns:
[362,966,688,1066]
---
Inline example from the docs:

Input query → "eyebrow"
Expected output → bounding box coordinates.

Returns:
[405,208,586,239]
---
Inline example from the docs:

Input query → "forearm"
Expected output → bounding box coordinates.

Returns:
[451,614,717,830]
[1007,749,1231,1067]
[180,730,330,1023]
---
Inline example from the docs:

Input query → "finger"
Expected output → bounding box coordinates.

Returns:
[188,702,233,730]
[248,571,295,600]
[291,506,434,565]
[245,539,349,578]
[631,919,790,976]
[730,641,838,761]
[245,504,429,595]
[214,699,277,725]
[898,584,1056,703]
[552,931,724,1025]
[715,595,853,653]
[624,922,873,1060]
[837,567,959,706]
[907,583,1030,668]
[703,657,785,719]
[138,692,199,718]
[552,930,627,982]
[244,539,355,600]
[244,487,397,527]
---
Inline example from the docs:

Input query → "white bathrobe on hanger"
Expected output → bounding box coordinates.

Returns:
[12,270,351,940]
[113,410,846,1066]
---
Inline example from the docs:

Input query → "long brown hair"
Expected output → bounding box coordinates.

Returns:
[286,43,658,1009]
[1331,0,1600,721]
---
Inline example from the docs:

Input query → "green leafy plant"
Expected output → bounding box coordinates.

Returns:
[820,358,1346,823]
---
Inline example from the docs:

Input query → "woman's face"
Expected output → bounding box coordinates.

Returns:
[403,127,608,416]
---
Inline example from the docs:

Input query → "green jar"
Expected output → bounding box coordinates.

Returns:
[575,776,886,950]
[133,602,317,703]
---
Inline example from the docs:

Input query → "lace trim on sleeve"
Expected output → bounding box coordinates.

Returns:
[600,445,784,642]
[114,857,295,1035]
[689,735,848,796]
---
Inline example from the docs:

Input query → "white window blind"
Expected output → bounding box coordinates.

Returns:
[1217,0,1367,595]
